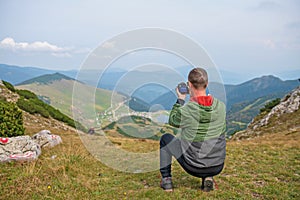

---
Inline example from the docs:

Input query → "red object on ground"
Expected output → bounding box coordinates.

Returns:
[0,137,9,144]
[9,151,34,159]
[213,179,219,190]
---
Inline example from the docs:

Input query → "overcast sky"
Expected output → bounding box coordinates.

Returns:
[0,0,299,78]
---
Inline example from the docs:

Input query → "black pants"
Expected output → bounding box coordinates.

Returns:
[160,133,224,179]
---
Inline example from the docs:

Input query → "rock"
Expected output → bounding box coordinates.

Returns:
[0,130,62,162]
[253,86,300,129]
[32,130,62,148]
[0,136,41,162]
[232,86,300,140]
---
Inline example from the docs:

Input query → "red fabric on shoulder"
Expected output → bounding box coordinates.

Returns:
[190,95,213,106]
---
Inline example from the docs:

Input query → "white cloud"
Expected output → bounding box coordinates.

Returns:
[263,39,276,49]
[51,52,72,58]
[0,37,93,58]
[0,37,68,52]
[101,41,115,49]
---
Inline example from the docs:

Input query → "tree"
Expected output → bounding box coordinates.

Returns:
[260,98,281,113]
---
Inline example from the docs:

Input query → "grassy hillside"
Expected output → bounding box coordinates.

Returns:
[17,79,123,118]
[1,109,299,199]
[226,94,280,136]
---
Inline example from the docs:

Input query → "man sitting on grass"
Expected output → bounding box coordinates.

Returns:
[160,67,226,192]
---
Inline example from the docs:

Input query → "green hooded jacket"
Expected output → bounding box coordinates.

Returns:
[168,97,226,168]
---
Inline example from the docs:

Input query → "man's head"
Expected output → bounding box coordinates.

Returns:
[188,67,208,90]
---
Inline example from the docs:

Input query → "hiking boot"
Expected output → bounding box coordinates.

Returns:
[201,177,214,192]
[160,177,173,192]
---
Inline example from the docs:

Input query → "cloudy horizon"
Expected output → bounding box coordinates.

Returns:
[0,0,299,80]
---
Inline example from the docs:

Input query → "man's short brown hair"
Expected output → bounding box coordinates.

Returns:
[188,67,208,89]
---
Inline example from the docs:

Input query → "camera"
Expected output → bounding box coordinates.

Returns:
[177,82,189,94]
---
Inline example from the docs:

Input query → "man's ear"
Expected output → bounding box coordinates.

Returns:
[204,82,208,89]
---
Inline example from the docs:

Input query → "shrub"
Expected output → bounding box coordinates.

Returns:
[16,96,87,132]
[2,80,15,92]
[16,89,37,99]
[14,88,86,132]
[260,98,281,113]
[0,100,25,137]
[16,97,50,118]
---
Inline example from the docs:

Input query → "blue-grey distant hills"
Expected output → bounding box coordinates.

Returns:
[16,72,78,85]
[0,63,77,85]
[225,75,299,109]
[2,63,299,110]
[1,63,299,136]
[126,75,299,111]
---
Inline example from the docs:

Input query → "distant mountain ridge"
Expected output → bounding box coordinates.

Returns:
[225,75,298,135]
[1,63,299,85]
[127,75,298,111]
[0,63,77,85]
[16,73,77,85]
[226,75,299,109]
[3,63,299,135]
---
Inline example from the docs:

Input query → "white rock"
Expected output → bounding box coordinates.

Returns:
[0,130,62,162]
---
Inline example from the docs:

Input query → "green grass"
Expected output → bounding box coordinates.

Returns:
[103,115,177,140]
[226,95,281,136]
[1,120,299,199]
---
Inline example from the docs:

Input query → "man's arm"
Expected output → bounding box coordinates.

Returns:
[168,87,186,128]
[168,99,185,128]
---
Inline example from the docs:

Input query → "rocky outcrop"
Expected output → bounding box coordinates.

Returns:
[0,130,62,162]
[232,86,300,140]
[32,130,62,148]
[252,86,300,130]
[0,80,19,103]
[0,135,41,162]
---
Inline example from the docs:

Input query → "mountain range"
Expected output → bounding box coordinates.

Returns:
[0,63,78,85]
[1,67,299,199]
[1,63,299,135]
[1,63,300,85]
[16,73,125,129]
